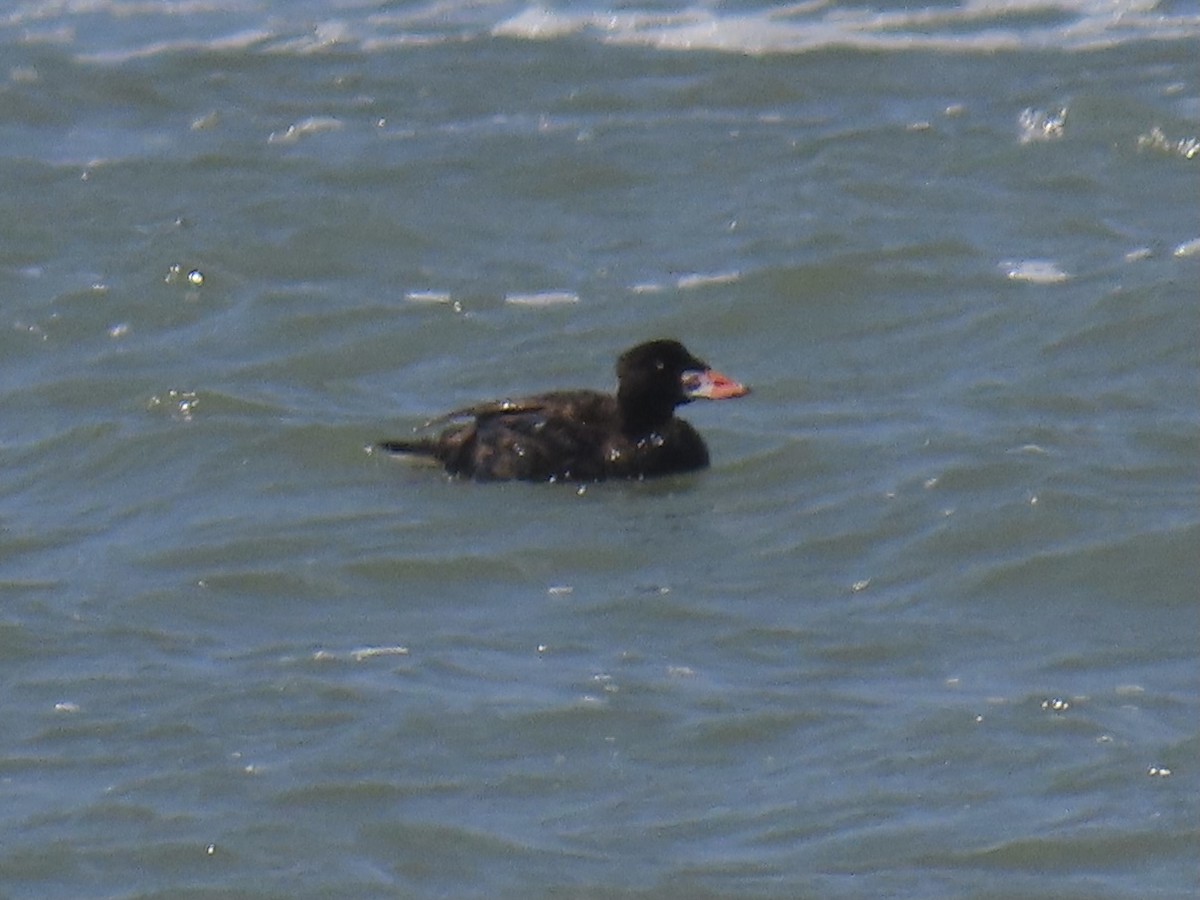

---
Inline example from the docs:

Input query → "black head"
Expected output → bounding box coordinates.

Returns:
[615,339,747,432]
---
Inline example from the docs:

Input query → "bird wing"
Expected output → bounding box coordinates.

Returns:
[420,398,548,429]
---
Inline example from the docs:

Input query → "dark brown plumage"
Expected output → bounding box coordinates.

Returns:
[378,339,749,482]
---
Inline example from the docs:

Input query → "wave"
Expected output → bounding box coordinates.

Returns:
[493,0,1200,55]
[11,0,1198,64]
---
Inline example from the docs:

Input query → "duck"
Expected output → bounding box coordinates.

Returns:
[377,339,749,482]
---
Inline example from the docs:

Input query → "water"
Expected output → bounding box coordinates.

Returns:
[1,1,1198,897]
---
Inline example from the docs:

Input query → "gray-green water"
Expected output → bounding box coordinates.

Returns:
[2,2,1198,897]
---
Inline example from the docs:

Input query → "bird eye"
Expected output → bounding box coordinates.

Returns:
[655,359,665,371]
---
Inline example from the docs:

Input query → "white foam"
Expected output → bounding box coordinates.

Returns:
[1018,106,1068,144]
[267,19,355,54]
[490,0,1198,56]
[492,7,589,40]
[504,290,580,306]
[77,28,274,64]
[1137,127,1200,159]
[1002,259,1070,284]
[404,290,454,304]
[629,281,666,294]
[350,645,410,661]
[57,0,1200,64]
[676,270,741,290]
[313,646,410,662]
[1174,238,1200,258]
[267,116,343,144]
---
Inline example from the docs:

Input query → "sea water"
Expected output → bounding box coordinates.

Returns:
[1,2,1197,897]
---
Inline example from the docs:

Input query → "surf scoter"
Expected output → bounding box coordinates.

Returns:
[378,339,749,482]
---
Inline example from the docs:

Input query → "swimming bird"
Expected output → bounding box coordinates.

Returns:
[377,339,749,482]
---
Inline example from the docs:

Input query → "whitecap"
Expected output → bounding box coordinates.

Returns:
[350,645,409,662]
[490,1,1199,56]
[1018,107,1068,144]
[492,7,588,40]
[267,116,343,144]
[1002,260,1070,284]
[1137,127,1200,160]
[77,28,274,64]
[190,111,221,131]
[676,270,741,290]
[267,19,356,54]
[629,281,666,294]
[504,291,580,306]
[404,290,454,304]
[1172,237,1200,257]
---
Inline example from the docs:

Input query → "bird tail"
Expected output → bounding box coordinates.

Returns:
[376,438,439,456]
